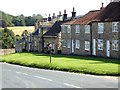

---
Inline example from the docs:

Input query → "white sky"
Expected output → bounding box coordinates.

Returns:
[0,0,110,17]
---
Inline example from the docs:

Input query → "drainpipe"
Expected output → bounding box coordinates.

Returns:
[90,23,92,56]
[70,25,72,54]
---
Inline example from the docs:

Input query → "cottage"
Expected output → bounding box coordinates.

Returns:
[15,37,27,52]
[61,9,101,55]
[31,22,53,52]
[42,10,70,54]
[92,1,120,59]
[43,21,63,54]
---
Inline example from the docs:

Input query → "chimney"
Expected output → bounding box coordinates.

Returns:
[100,2,104,10]
[52,13,56,19]
[63,9,67,21]
[57,11,62,21]
[71,7,76,19]
[48,14,52,21]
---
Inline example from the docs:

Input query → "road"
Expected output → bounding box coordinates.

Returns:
[0,62,118,89]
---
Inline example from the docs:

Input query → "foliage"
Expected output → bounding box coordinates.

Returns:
[0,11,43,27]
[1,53,119,76]
[15,34,21,41]
[0,11,14,28]
[21,30,29,37]
[1,28,15,49]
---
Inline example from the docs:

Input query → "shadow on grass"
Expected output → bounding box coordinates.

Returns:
[28,52,120,64]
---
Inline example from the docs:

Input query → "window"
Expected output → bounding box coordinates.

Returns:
[85,41,90,51]
[34,41,37,46]
[112,22,119,32]
[75,40,80,49]
[39,28,41,33]
[85,25,90,33]
[75,25,80,33]
[98,23,104,33]
[67,40,70,48]
[62,25,67,33]
[62,39,66,47]
[67,25,71,33]
[112,40,118,51]
[98,39,103,50]
[28,36,30,42]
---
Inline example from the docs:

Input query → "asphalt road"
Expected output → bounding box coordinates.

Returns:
[0,62,118,88]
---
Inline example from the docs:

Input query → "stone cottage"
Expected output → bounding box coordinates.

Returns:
[92,1,120,59]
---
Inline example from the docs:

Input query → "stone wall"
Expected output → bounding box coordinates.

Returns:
[0,49,15,56]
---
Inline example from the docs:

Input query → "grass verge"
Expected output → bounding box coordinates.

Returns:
[1,52,119,76]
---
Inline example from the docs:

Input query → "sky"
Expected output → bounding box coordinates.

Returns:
[0,0,111,17]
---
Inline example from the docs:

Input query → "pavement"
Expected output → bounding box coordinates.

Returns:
[0,62,119,89]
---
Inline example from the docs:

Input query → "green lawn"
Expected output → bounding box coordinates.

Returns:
[1,53,119,76]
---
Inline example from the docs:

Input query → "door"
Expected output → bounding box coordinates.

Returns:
[92,39,96,55]
[106,40,110,57]
[72,40,74,53]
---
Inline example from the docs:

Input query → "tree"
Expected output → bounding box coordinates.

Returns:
[15,34,21,41]
[1,28,15,49]
[21,30,28,37]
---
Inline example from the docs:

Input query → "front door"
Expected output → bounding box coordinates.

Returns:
[72,40,74,53]
[106,40,110,57]
[92,39,96,55]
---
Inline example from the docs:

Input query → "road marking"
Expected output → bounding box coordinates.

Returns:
[34,76,53,82]
[16,72,28,76]
[16,71,21,74]
[21,73,29,76]
[8,70,12,72]
[64,83,81,88]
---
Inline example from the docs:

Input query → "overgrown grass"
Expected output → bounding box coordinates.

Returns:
[7,26,34,36]
[1,53,119,76]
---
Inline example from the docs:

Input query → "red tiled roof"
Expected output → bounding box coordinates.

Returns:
[73,10,101,25]
[62,10,101,25]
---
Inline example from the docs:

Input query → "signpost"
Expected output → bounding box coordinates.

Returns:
[49,44,52,63]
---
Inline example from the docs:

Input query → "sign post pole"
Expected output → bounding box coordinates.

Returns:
[49,44,52,63]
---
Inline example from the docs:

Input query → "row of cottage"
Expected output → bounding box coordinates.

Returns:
[16,1,120,59]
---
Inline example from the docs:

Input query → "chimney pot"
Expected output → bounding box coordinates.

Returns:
[100,2,104,10]
[59,11,61,15]
[71,7,76,19]
[73,7,75,12]
[64,10,66,14]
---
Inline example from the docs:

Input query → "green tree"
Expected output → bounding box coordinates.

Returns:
[21,30,28,37]
[15,34,21,41]
[1,28,15,49]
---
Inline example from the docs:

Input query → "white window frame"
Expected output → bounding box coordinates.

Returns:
[75,25,80,33]
[85,41,90,51]
[39,28,41,33]
[112,22,119,32]
[62,39,66,47]
[67,40,70,48]
[34,41,37,47]
[67,25,71,33]
[28,36,30,42]
[75,40,80,49]
[98,39,103,50]
[85,25,90,33]
[61,25,67,33]
[98,23,104,33]
[112,40,119,51]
